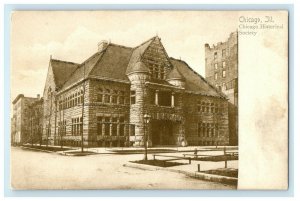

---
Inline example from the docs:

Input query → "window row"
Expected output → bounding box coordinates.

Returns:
[189,140,224,146]
[97,88,128,105]
[148,64,165,80]
[130,90,176,107]
[197,101,227,113]
[214,70,226,80]
[58,120,67,136]
[213,49,226,60]
[197,123,223,138]
[71,117,83,136]
[214,61,226,70]
[96,116,135,136]
[215,79,237,91]
[59,90,83,110]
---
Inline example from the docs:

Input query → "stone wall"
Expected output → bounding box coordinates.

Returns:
[183,93,229,146]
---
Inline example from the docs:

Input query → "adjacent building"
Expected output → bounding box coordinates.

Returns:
[11,94,41,145]
[41,36,230,147]
[204,31,238,145]
[28,97,44,145]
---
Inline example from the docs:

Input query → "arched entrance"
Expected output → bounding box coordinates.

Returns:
[151,120,174,146]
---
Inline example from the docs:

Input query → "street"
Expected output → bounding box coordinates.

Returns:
[11,147,236,190]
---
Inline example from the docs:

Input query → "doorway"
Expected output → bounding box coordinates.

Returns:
[151,120,174,146]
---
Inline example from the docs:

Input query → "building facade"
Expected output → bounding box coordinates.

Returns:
[11,94,40,145]
[28,36,230,147]
[28,98,44,145]
[204,31,238,145]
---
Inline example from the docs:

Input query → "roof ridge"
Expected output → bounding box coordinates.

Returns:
[87,47,109,77]
[133,36,156,49]
[166,64,185,80]
[51,58,79,66]
[108,43,133,50]
[60,50,105,90]
[169,57,227,98]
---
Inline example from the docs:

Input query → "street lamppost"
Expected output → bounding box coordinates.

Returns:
[143,114,151,161]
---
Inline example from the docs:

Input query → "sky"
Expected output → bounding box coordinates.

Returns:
[10,11,238,103]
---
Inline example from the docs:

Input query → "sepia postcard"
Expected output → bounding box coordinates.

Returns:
[9,10,288,190]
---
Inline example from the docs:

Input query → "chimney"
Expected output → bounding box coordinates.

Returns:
[98,40,109,52]
[37,94,40,99]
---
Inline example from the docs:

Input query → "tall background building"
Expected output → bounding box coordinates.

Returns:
[204,31,238,145]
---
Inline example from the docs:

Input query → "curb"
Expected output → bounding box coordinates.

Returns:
[20,146,55,153]
[123,162,237,186]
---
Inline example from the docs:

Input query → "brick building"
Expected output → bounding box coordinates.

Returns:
[11,94,40,145]
[204,31,238,145]
[28,97,44,145]
[41,36,230,147]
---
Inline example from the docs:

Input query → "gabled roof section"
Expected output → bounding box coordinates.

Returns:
[60,51,104,90]
[169,58,226,98]
[89,43,133,81]
[50,59,79,89]
[126,36,156,75]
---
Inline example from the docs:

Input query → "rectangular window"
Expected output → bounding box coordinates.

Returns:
[97,94,103,102]
[130,124,135,136]
[158,91,171,106]
[222,49,226,57]
[197,101,201,113]
[214,73,218,80]
[222,61,226,68]
[198,123,201,137]
[105,89,110,103]
[97,88,103,102]
[104,117,110,136]
[71,117,82,136]
[214,52,217,59]
[222,70,226,78]
[201,102,205,112]
[112,117,117,136]
[79,117,83,136]
[214,63,218,69]
[119,91,125,104]
[112,90,118,104]
[64,120,66,136]
[119,117,125,136]
[97,117,103,136]
[130,91,136,105]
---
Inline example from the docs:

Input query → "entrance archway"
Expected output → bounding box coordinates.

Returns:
[151,120,174,146]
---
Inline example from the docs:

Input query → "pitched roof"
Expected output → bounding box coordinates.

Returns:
[126,37,155,75]
[61,51,104,90]
[49,36,226,99]
[89,44,133,81]
[50,59,79,88]
[169,58,226,98]
[166,66,185,80]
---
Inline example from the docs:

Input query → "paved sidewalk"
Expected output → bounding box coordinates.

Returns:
[124,161,238,186]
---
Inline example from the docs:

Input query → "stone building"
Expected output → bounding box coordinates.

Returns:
[11,94,40,145]
[204,31,238,145]
[28,97,44,145]
[42,36,230,147]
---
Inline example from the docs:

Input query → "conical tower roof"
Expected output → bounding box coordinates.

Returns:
[166,66,185,80]
[126,61,150,75]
